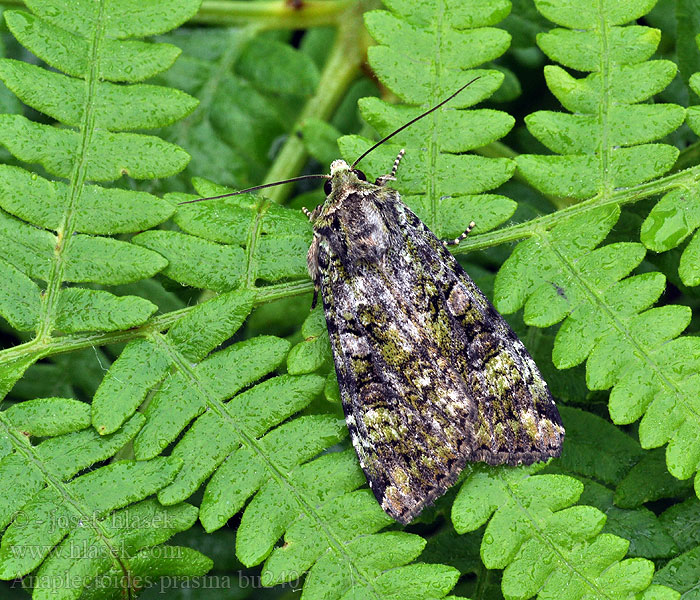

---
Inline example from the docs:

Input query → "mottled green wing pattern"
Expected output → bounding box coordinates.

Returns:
[313,176,564,524]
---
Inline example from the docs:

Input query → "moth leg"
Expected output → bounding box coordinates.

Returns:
[442,220,476,246]
[303,205,322,222]
[375,148,406,186]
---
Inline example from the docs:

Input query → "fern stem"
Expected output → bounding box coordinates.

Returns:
[425,0,446,231]
[452,164,700,255]
[6,162,700,362]
[0,282,314,365]
[243,198,269,287]
[0,0,355,28]
[34,0,107,341]
[596,0,613,196]
[261,0,372,203]
[194,0,354,28]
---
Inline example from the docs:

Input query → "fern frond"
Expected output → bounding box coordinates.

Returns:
[0,398,209,599]
[91,290,255,435]
[550,408,677,560]
[0,0,219,595]
[338,0,516,239]
[517,1,681,197]
[453,465,678,600]
[659,496,700,555]
[642,34,700,286]
[492,0,700,500]
[141,178,312,287]
[0,0,198,386]
[258,488,459,599]
[653,545,700,599]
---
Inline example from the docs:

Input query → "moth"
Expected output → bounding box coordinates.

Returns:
[185,81,565,524]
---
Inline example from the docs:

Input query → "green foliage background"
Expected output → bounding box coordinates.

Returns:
[0,0,698,598]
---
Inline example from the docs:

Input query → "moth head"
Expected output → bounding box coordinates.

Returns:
[325,159,367,195]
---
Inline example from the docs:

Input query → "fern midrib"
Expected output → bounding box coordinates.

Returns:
[597,0,613,195]
[0,412,133,587]
[244,197,270,287]
[0,281,318,366]
[35,1,105,341]
[451,164,700,255]
[262,4,368,203]
[148,332,384,598]
[541,234,700,424]
[500,473,613,599]
[427,0,445,232]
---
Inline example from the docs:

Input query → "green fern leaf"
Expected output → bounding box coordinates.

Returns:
[0,258,41,331]
[0,2,196,346]
[301,118,343,167]
[4,10,182,82]
[0,0,696,597]
[0,165,175,234]
[642,45,700,287]
[518,3,680,196]
[653,546,700,599]
[0,0,198,371]
[79,542,212,600]
[132,334,291,458]
[26,501,208,600]
[134,229,246,291]
[0,59,197,130]
[92,289,255,435]
[659,497,700,554]
[261,488,460,598]
[452,465,673,599]
[0,399,206,599]
[492,0,700,502]
[338,0,516,239]
[286,307,332,375]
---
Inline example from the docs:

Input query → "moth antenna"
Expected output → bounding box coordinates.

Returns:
[178,174,330,205]
[351,77,481,169]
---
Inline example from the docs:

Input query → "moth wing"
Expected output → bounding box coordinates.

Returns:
[316,191,564,524]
